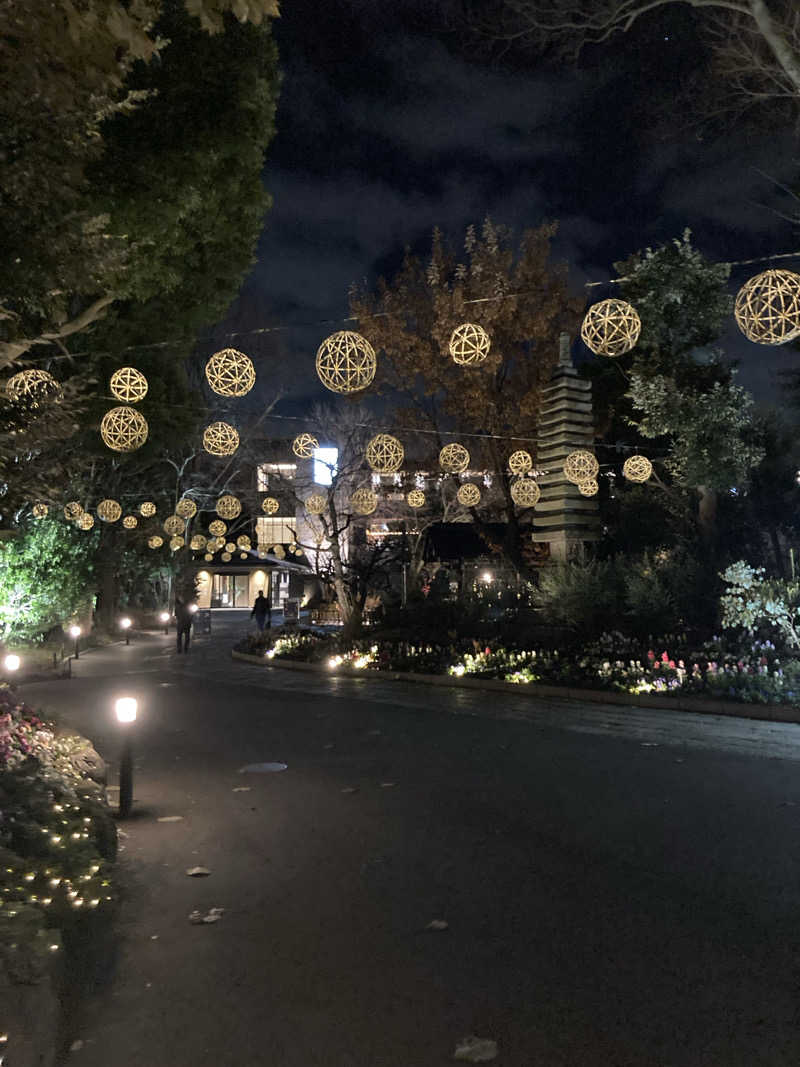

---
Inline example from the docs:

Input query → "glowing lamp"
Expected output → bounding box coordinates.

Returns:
[4,654,21,672]
[69,625,81,639]
[115,697,137,724]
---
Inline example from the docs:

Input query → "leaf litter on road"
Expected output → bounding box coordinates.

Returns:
[238,762,287,773]
[157,815,184,822]
[232,786,251,792]
[185,866,211,877]
[453,1036,498,1062]
[341,786,358,794]
[189,907,224,925]
[426,919,449,931]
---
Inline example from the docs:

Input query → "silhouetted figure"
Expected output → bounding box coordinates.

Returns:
[174,597,192,653]
[251,590,271,632]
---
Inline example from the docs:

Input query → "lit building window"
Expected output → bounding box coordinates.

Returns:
[313,447,338,486]
[257,462,296,491]
[257,516,295,544]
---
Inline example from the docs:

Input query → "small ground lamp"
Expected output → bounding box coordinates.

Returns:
[189,603,198,615]
[120,616,132,645]
[159,610,170,634]
[69,624,81,659]
[114,696,137,818]
[3,653,21,677]
[482,571,493,584]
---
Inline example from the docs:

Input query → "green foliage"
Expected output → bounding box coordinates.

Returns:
[720,560,800,649]
[533,559,624,633]
[0,520,97,643]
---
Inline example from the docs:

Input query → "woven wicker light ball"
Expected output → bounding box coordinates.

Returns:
[457,483,481,507]
[97,499,122,523]
[262,496,280,515]
[109,366,148,404]
[407,489,425,508]
[209,519,227,536]
[510,479,541,508]
[257,549,268,560]
[101,406,149,452]
[449,323,491,366]
[77,512,95,531]
[139,501,156,517]
[122,515,138,529]
[236,535,251,549]
[508,450,532,476]
[315,331,376,394]
[204,553,213,562]
[292,433,318,459]
[169,535,185,551]
[5,368,60,404]
[64,501,83,521]
[216,494,241,519]
[224,542,236,553]
[203,421,239,456]
[238,552,248,560]
[204,348,256,397]
[734,269,800,345]
[176,497,197,519]
[351,488,378,515]
[273,545,286,559]
[190,534,208,551]
[163,514,185,536]
[365,433,404,473]
[148,535,163,549]
[564,450,599,485]
[305,494,327,515]
[32,503,48,518]
[578,479,599,497]
[622,454,653,483]
[439,443,470,473]
[221,551,232,562]
[580,299,641,357]
[209,536,225,552]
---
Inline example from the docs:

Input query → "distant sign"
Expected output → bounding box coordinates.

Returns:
[283,597,300,625]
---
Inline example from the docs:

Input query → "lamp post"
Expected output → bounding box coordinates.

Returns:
[69,624,81,660]
[114,697,137,818]
[159,610,170,635]
[120,617,132,645]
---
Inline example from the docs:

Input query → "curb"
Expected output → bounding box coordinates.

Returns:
[230,649,800,725]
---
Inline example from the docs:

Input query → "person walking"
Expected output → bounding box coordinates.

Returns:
[251,590,271,632]
[174,596,193,654]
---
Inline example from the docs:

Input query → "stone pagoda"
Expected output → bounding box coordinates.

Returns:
[532,332,601,561]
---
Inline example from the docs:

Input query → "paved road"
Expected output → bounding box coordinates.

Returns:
[23,623,800,1066]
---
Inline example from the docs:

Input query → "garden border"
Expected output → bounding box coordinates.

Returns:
[230,650,800,725]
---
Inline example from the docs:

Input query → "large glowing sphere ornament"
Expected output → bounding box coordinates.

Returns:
[5,368,60,404]
[148,535,163,549]
[273,545,286,559]
[109,366,148,403]
[366,433,404,473]
[203,421,239,456]
[407,489,425,509]
[64,501,83,521]
[163,514,185,536]
[221,551,232,562]
[262,496,280,515]
[315,331,376,394]
[176,497,197,519]
[101,406,149,452]
[139,501,156,517]
[305,494,327,516]
[734,269,800,345]
[510,479,540,507]
[225,542,236,553]
[564,450,599,485]
[204,348,256,397]
[32,503,48,518]
[97,499,122,523]
[292,433,318,458]
[209,519,227,537]
[122,515,138,529]
[169,536,185,551]
[204,553,213,562]
[578,479,599,497]
[580,299,641,357]
[622,454,653,483]
[190,535,208,551]
[216,495,241,519]
[439,443,470,473]
[236,535,251,549]
[77,512,95,530]
[457,483,481,507]
[351,488,378,516]
[508,450,532,476]
[448,323,491,366]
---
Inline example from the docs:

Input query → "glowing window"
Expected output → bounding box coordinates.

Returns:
[313,447,338,486]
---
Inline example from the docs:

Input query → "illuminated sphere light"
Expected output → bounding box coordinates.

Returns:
[273,545,286,559]
[190,534,208,551]
[139,501,156,517]
[622,454,653,483]
[734,269,800,345]
[563,450,599,485]
[204,348,256,397]
[257,549,268,559]
[203,421,239,456]
[176,497,197,519]
[32,503,48,518]
[64,501,83,521]
[457,483,481,508]
[209,537,225,552]
[148,535,163,549]
[236,535,251,549]
[439,443,470,474]
[350,487,378,516]
[122,515,138,529]
[109,366,148,404]
[315,331,377,394]
[292,432,318,459]
[407,489,425,508]
[262,496,280,515]
[216,494,241,519]
[510,479,541,508]
[221,551,232,562]
[163,514,185,536]
[239,552,248,560]
[508,449,532,476]
[77,512,95,531]
[204,553,213,562]
[97,499,122,523]
[448,322,491,366]
[580,299,641,357]
[578,479,599,497]
[225,542,236,553]
[305,494,327,516]
[209,519,227,536]
[5,368,60,404]
[101,406,149,452]
[365,433,404,473]
[169,535,185,551]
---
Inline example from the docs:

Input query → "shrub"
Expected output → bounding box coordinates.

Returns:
[533,558,625,634]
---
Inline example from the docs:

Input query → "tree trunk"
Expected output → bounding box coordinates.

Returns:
[748,0,800,97]
[697,485,717,543]
[94,525,120,632]
[770,526,785,578]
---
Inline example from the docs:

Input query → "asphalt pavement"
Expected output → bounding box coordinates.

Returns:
[21,619,800,1066]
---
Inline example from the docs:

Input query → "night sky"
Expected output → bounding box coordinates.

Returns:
[209,0,799,410]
